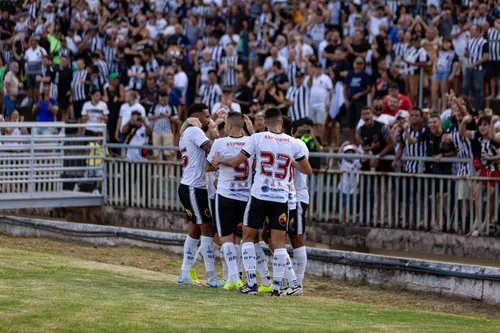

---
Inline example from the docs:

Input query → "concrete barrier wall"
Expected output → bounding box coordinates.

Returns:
[5,205,500,260]
[1,216,500,304]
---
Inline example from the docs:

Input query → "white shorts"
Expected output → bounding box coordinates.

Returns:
[457,179,472,201]
[309,105,326,124]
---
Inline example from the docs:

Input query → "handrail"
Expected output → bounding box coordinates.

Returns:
[0,122,106,128]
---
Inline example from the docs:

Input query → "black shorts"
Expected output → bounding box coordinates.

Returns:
[26,74,37,89]
[244,196,288,232]
[58,95,70,109]
[215,194,247,237]
[288,202,309,236]
[488,61,500,78]
[208,198,217,233]
[73,100,87,119]
[346,99,367,129]
[178,184,212,225]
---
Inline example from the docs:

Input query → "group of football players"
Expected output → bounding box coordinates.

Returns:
[177,103,312,296]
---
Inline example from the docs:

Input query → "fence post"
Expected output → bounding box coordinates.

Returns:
[29,129,35,198]
[418,67,424,109]
[102,131,108,202]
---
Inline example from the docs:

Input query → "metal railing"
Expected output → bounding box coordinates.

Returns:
[102,144,500,236]
[0,123,106,207]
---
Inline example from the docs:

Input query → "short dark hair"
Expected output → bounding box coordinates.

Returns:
[361,106,373,113]
[388,82,400,91]
[187,103,209,117]
[264,107,282,126]
[478,115,492,126]
[273,60,282,70]
[208,69,218,76]
[90,88,100,95]
[159,89,168,97]
[410,107,423,116]
[226,111,245,128]
[282,116,293,135]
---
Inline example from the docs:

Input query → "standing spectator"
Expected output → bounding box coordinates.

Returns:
[404,36,432,106]
[148,90,179,160]
[32,84,58,135]
[71,58,90,128]
[344,57,372,144]
[140,76,159,114]
[81,88,109,137]
[38,55,56,98]
[308,62,333,140]
[24,37,47,104]
[219,44,241,88]
[428,114,456,232]
[464,24,489,113]
[211,86,240,114]
[55,54,72,122]
[116,90,146,143]
[106,72,125,143]
[127,55,146,92]
[285,71,309,122]
[232,73,253,115]
[200,69,222,113]
[431,38,459,112]
[337,141,362,224]
[3,61,19,119]
[487,18,500,100]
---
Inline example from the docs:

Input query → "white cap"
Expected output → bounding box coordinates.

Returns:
[396,110,409,119]
[343,145,356,153]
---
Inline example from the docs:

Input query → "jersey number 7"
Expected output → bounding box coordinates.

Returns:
[260,152,291,179]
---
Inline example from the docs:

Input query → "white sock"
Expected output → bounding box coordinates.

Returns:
[254,243,271,286]
[180,235,198,279]
[284,253,300,289]
[191,247,203,269]
[220,250,228,281]
[200,236,216,281]
[223,242,239,284]
[234,243,243,279]
[293,246,307,286]
[272,248,288,292]
[241,242,257,287]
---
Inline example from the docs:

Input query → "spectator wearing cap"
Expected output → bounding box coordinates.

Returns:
[285,71,309,122]
[3,61,19,119]
[200,69,222,114]
[383,83,412,116]
[81,88,109,137]
[233,73,253,115]
[211,86,241,115]
[344,57,372,144]
[308,61,333,140]
[337,141,362,224]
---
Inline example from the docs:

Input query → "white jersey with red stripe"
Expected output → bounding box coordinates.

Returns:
[241,131,307,203]
[207,136,253,202]
[179,126,211,189]
[294,138,310,204]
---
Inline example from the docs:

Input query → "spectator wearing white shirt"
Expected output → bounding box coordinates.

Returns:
[307,62,333,140]
[211,87,241,114]
[24,37,47,104]
[116,90,146,143]
[263,47,288,75]
[81,89,109,137]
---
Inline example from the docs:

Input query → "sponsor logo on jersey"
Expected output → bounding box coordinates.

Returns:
[226,141,246,147]
[185,209,193,218]
[261,185,270,193]
[264,134,290,143]
[279,213,287,226]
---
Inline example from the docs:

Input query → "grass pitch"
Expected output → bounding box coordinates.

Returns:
[1,237,500,332]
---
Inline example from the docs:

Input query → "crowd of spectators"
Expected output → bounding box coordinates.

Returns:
[0,0,500,233]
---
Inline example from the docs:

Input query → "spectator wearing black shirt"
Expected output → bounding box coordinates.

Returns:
[346,30,370,66]
[233,73,253,115]
[0,10,14,50]
[344,57,372,144]
[140,76,159,114]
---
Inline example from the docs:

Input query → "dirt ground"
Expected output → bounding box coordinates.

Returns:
[1,235,500,320]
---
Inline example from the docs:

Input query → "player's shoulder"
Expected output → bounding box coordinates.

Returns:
[184,126,205,135]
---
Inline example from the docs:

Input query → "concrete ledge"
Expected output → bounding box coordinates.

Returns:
[2,215,500,304]
[6,206,500,261]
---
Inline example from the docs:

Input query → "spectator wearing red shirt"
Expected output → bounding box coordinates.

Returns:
[383,83,413,116]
